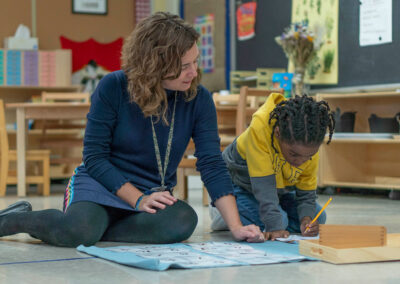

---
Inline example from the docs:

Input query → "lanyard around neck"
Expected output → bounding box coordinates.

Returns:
[150,92,177,191]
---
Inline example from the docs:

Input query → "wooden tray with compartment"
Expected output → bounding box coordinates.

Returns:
[299,224,400,264]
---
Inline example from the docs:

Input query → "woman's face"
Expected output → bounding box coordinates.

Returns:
[161,43,199,91]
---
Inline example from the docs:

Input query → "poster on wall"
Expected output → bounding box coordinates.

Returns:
[136,0,151,24]
[291,0,338,84]
[194,14,215,73]
[236,2,257,41]
[359,0,392,46]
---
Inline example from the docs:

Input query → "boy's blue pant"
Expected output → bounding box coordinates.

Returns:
[233,184,326,232]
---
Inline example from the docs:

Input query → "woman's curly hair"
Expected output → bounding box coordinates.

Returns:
[121,12,201,124]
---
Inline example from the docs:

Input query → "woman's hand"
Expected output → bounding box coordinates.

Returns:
[300,216,319,236]
[138,191,177,214]
[213,195,263,242]
[230,224,265,243]
[263,230,290,241]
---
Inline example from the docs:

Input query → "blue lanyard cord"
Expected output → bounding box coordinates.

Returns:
[150,92,177,190]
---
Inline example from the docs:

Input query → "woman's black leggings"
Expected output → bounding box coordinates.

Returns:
[0,200,198,247]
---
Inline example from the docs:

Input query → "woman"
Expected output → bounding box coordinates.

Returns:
[0,12,263,247]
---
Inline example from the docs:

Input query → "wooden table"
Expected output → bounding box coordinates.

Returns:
[6,102,90,196]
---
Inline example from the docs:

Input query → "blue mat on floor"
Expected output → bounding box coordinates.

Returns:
[77,241,316,271]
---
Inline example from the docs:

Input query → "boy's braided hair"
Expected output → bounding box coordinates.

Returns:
[268,94,335,153]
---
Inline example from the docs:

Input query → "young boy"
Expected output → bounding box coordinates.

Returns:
[210,93,335,240]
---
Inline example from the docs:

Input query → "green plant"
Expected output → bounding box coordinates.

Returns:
[303,11,309,26]
[325,17,334,40]
[323,49,335,73]
[306,55,321,79]
[317,0,321,14]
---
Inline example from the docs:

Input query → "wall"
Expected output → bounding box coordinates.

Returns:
[1,0,135,50]
[0,0,32,45]
[152,0,179,15]
[184,0,226,92]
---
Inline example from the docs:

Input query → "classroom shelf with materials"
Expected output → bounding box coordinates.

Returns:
[316,92,400,196]
[230,68,286,93]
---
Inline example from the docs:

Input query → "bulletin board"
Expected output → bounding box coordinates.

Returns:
[235,0,400,90]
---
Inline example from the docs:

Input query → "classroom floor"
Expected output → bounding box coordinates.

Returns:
[1,180,400,284]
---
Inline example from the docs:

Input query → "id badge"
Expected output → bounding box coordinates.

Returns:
[151,185,167,192]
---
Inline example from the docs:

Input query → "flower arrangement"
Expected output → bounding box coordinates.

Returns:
[275,22,324,95]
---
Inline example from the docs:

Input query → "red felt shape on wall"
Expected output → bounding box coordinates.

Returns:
[60,36,123,72]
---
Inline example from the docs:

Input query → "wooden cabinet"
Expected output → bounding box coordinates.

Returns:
[316,92,400,192]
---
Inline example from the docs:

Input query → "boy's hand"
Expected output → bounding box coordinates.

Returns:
[263,230,290,241]
[301,216,319,236]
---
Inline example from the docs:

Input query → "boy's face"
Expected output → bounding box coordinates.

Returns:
[161,43,199,91]
[275,128,320,168]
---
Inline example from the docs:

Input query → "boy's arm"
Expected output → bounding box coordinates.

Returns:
[250,175,285,232]
[296,188,319,236]
[295,152,319,221]
[295,188,317,221]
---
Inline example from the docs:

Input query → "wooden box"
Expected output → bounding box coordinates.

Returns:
[299,225,400,264]
[39,49,71,86]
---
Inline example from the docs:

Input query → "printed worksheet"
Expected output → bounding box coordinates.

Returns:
[188,242,301,264]
[276,235,319,243]
[106,245,237,267]
[77,241,313,271]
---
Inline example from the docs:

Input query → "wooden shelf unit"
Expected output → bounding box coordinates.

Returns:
[316,92,400,191]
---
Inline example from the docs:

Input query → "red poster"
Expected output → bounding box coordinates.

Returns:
[236,2,257,41]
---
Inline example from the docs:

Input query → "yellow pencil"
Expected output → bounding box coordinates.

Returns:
[305,197,332,233]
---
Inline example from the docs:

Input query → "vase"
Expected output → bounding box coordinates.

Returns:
[292,67,306,97]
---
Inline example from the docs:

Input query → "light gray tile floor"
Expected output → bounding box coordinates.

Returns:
[1,182,400,284]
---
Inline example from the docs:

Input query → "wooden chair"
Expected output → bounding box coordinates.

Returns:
[175,139,209,205]
[39,92,90,176]
[236,86,284,134]
[214,93,240,147]
[0,99,50,196]
[40,92,90,134]
[41,92,90,103]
